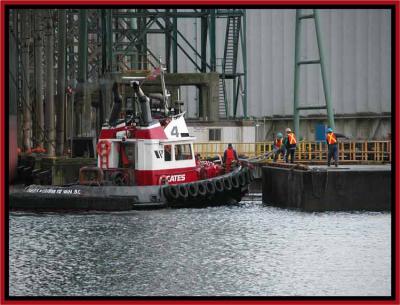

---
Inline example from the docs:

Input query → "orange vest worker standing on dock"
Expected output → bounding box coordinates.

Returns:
[223,143,238,173]
[273,132,286,162]
[283,128,297,163]
[326,127,338,167]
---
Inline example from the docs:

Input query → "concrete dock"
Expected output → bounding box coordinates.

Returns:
[262,164,391,212]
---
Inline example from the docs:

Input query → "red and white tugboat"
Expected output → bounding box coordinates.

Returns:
[10,68,253,211]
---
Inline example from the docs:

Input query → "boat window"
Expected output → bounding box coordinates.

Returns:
[209,128,221,141]
[120,142,135,168]
[164,145,172,161]
[175,144,192,160]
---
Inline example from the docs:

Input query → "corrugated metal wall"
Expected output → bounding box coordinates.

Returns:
[246,9,391,118]
[148,9,391,119]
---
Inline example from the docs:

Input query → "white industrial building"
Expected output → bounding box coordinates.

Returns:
[149,9,391,142]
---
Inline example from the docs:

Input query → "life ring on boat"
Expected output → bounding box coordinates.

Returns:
[187,183,199,197]
[238,171,247,187]
[178,184,189,199]
[197,181,207,196]
[165,185,180,200]
[223,176,232,191]
[96,140,111,156]
[213,179,224,192]
[205,180,216,195]
[230,174,240,188]
[159,175,168,185]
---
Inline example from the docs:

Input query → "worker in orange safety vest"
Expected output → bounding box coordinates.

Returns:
[283,128,297,163]
[273,132,286,162]
[223,143,238,173]
[326,127,338,167]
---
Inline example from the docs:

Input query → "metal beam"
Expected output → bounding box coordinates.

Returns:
[299,14,314,20]
[78,10,88,82]
[21,10,32,152]
[297,59,320,65]
[9,10,18,117]
[293,10,301,136]
[200,9,208,73]
[164,9,171,71]
[56,9,67,155]
[34,10,44,148]
[297,105,327,110]
[66,9,77,144]
[209,9,216,72]
[150,16,203,71]
[101,10,107,74]
[45,12,55,156]
[77,9,91,136]
[172,9,178,73]
[106,10,113,71]
[112,11,209,18]
[314,9,335,129]
[153,9,211,71]
[215,10,244,17]
[241,10,247,118]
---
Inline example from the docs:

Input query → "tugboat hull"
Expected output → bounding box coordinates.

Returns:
[9,168,252,211]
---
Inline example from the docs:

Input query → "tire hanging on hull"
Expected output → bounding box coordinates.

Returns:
[187,183,199,197]
[164,184,180,200]
[197,182,207,196]
[214,179,224,193]
[230,174,240,189]
[223,176,233,191]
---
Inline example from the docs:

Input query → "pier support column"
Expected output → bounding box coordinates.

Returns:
[66,11,77,152]
[34,10,44,148]
[45,12,55,156]
[56,9,67,155]
[208,72,219,122]
[21,10,32,152]
[77,9,92,137]
[200,85,208,121]
[9,9,18,181]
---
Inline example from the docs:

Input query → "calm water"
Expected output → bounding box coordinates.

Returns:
[9,201,391,297]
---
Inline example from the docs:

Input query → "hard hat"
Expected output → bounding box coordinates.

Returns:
[277,132,283,139]
[327,127,333,133]
[285,128,291,133]
[228,143,232,147]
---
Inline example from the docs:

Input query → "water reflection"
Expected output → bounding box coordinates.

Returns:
[9,202,391,296]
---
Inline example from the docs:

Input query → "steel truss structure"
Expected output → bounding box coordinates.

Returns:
[9,8,247,155]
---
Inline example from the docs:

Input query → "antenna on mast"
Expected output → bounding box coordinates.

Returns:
[159,57,169,115]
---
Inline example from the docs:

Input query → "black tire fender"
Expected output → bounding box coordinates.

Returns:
[230,174,240,188]
[197,181,207,196]
[223,176,232,191]
[166,185,180,200]
[205,180,216,195]
[214,179,224,192]
[178,184,189,199]
[187,183,199,197]
[238,171,247,186]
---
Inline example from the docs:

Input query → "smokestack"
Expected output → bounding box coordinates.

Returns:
[132,82,152,126]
